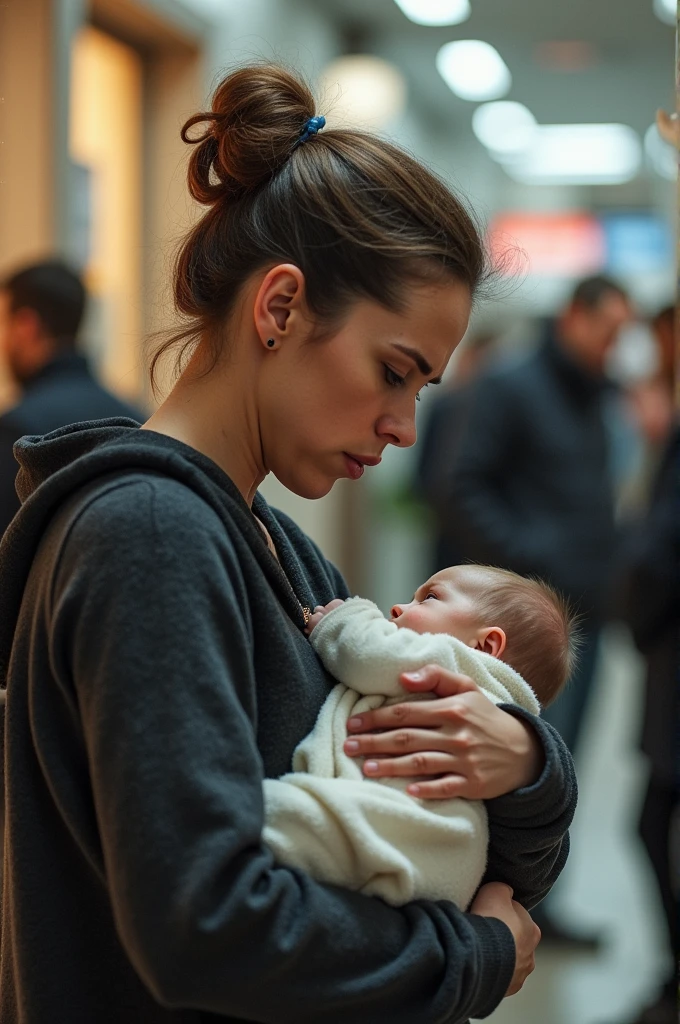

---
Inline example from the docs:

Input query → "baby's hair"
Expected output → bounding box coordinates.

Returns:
[464,565,580,707]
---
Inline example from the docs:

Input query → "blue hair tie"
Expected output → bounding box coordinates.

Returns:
[295,114,326,148]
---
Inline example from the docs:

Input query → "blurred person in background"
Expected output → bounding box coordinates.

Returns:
[0,259,143,537]
[605,424,678,1024]
[415,332,497,574]
[627,305,676,454]
[441,275,634,944]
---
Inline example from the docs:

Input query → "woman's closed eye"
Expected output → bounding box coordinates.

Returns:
[383,365,427,402]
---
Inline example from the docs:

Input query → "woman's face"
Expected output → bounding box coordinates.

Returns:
[259,278,472,499]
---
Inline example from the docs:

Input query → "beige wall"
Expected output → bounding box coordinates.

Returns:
[0,0,54,271]
[0,0,54,410]
[141,44,204,405]
[70,26,144,402]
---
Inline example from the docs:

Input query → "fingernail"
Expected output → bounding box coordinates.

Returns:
[364,761,379,774]
[408,784,420,795]
[403,671,422,681]
[345,739,359,753]
[348,717,363,730]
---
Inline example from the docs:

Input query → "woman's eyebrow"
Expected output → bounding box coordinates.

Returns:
[391,343,443,385]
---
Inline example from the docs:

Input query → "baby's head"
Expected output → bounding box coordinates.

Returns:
[390,564,578,706]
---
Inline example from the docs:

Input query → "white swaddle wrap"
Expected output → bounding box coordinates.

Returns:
[263,597,539,908]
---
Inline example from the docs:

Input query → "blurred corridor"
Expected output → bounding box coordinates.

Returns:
[480,625,671,1023]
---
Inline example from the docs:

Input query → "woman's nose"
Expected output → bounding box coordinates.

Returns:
[377,409,417,449]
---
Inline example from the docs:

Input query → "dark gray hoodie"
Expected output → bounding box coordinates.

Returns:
[0,420,576,1024]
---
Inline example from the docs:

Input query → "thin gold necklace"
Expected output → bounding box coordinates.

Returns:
[254,515,311,625]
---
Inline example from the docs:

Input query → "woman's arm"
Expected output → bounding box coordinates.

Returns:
[53,478,521,1023]
[482,707,576,909]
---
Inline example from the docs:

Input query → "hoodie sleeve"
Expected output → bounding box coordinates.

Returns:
[49,476,515,1024]
[482,708,577,910]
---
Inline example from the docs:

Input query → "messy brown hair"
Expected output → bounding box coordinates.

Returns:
[150,63,490,391]
[464,566,580,707]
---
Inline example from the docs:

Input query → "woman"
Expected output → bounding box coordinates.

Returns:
[0,65,575,1023]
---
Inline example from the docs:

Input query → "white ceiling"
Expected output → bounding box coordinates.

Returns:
[300,0,675,138]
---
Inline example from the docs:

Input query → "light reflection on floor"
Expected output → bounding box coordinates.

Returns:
[476,624,671,1024]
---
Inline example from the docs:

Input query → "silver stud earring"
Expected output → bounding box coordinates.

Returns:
[266,338,276,348]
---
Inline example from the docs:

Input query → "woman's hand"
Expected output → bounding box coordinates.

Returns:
[470,883,541,996]
[344,663,545,800]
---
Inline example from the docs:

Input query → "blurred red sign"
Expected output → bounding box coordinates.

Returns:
[489,212,606,276]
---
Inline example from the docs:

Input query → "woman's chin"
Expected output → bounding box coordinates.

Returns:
[276,468,336,501]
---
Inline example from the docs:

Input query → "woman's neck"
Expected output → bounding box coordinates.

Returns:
[142,350,267,507]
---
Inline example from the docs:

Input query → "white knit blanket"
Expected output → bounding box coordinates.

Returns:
[263,597,539,909]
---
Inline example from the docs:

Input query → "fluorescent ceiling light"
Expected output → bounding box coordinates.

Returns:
[437,40,511,101]
[320,56,407,130]
[498,124,642,185]
[394,0,470,26]
[653,0,676,25]
[472,101,536,155]
[644,123,678,180]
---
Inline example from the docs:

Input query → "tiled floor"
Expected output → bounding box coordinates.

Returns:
[476,623,672,1024]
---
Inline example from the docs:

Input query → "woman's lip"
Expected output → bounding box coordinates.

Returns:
[343,453,365,480]
[345,453,382,467]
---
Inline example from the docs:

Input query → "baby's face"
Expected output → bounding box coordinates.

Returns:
[390,566,486,644]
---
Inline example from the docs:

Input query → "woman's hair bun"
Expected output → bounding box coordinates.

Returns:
[181,64,316,205]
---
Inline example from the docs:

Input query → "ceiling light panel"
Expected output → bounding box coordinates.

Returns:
[394,0,470,26]
[472,101,537,155]
[436,40,511,101]
[499,124,642,185]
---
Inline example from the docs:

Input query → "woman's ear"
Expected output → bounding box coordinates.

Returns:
[253,263,306,344]
[474,626,506,658]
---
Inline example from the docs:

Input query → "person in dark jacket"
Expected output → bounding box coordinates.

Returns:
[0,65,576,1024]
[0,259,143,536]
[415,332,496,574]
[607,426,678,1024]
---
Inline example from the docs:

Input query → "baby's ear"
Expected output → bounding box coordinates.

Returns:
[476,627,506,658]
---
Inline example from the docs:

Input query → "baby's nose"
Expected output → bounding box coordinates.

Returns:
[390,604,404,620]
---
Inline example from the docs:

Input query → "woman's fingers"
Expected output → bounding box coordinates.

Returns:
[347,696,469,734]
[360,750,459,779]
[405,775,470,800]
[345,726,470,758]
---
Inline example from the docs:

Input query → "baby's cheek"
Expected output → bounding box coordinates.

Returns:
[401,608,428,632]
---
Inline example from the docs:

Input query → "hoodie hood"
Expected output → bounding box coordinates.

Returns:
[13,418,141,502]
[0,418,313,684]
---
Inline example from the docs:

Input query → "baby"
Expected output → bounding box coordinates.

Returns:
[263,564,578,910]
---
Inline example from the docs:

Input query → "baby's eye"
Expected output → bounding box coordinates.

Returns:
[423,592,438,601]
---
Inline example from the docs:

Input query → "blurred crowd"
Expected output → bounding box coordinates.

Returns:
[416,275,678,1024]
